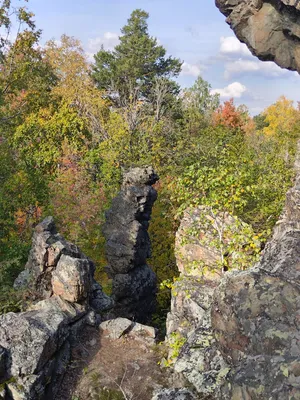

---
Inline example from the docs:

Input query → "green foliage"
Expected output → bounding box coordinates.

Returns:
[253,113,269,131]
[11,104,89,173]
[93,9,182,107]
[171,126,295,233]
[161,331,186,367]
[47,154,108,270]
[182,76,220,132]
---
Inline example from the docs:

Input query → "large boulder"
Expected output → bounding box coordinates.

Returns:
[0,309,68,378]
[0,305,71,400]
[175,206,256,278]
[100,317,156,344]
[14,217,110,312]
[215,0,300,74]
[52,255,93,303]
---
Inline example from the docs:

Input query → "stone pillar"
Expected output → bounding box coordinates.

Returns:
[103,166,159,322]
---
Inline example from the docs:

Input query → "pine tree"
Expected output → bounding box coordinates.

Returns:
[92,9,182,131]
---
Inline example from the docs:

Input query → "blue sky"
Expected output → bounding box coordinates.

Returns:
[27,0,300,115]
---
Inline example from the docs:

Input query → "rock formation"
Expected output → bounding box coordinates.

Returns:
[0,217,112,400]
[103,166,159,322]
[216,0,300,74]
[14,216,113,313]
[166,207,234,397]
[167,145,300,399]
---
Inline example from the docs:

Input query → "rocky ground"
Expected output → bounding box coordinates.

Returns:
[57,321,181,400]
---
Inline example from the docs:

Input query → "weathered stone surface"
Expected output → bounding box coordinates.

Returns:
[100,318,134,339]
[14,217,95,298]
[0,297,99,398]
[166,279,226,397]
[216,0,300,74]
[123,166,159,186]
[129,322,156,345]
[29,296,87,323]
[100,317,156,345]
[15,217,110,312]
[112,264,157,321]
[0,309,68,377]
[166,279,216,340]
[130,322,156,338]
[6,340,70,400]
[103,166,159,322]
[52,255,92,303]
[90,281,114,312]
[152,388,197,400]
[211,267,300,399]
[13,269,31,291]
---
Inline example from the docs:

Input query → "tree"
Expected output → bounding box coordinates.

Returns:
[262,96,300,137]
[92,9,182,133]
[45,35,109,140]
[0,0,55,129]
[182,76,220,135]
[0,0,55,251]
[253,113,269,131]
[213,98,250,131]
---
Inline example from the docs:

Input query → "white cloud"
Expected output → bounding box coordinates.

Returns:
[211,82,247,99]
[224,59,287,79]
[220,36,252,58]
[181,62,203,77]
[88,32,119,53]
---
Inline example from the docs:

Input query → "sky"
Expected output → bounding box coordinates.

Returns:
[26,0,300,115]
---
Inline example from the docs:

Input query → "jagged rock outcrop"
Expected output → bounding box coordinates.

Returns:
[166,207,234,397]
[0,218,112,400]
[216,0,300,74]
[167,146,300,399]
[103,166,159,322]
[14,216,112,312]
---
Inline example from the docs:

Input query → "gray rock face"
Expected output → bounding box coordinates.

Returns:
[100,317,156,344]
[100,317,134,339]
[168,143,300,398]
[2,218,112,399]
[166,278,224,398]
[216,0,300,74]
[0,303,72,400]
[14,217,110,312]
[90,281,114,313]
[0,309,67,377]
[103,166,159,322]
[52,255,93,302]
